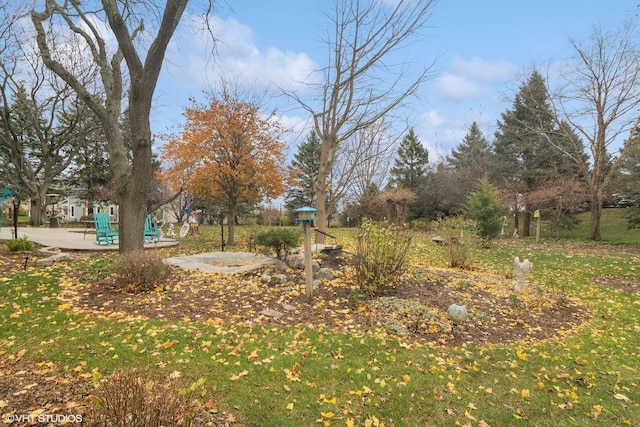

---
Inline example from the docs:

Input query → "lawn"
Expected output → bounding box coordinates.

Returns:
[0,211,639,426]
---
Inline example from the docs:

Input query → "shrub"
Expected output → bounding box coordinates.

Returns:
[5,236,35,252]
[464,178,507,240]
[254,227,301,260]
[88,369,203,427]
[353,220,413,295]
[109,250,171,293]
[434,216,481,269]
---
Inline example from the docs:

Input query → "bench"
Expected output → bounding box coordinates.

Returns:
[144,214,161,242]
[94,213,118,245]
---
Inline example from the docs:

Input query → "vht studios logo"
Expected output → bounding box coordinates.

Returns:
[3,413,83,424]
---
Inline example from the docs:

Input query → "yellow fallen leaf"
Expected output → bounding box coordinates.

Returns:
[614,393,630,402]
[321,412,334,418]
[286,402,294,410]
[346,419,355,427]
[230,370,248,381]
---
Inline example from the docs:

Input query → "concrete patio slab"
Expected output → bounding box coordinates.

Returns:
[0,226,179,251]
[165,252,275,274]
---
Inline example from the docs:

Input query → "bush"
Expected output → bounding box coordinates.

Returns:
[5,236,35,252]
[353,220,413,295]
[464,178,507,240]
[434,216,481,269]
[88,369,203,427]
[254,227,301,260]
[109,250,171,293]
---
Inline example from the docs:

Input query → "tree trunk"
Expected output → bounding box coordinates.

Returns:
[589,193,602,240]
[522,211,531,237]
[30,198,43,226]
[513,212,519,237]
[315,188,327,243]
[227,201,237,245]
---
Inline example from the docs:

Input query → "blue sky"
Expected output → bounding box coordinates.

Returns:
[153,0,637,161]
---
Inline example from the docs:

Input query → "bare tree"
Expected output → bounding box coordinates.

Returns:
[341,121,394,213]
[543,22,640,240]
[285,0,437,239]
[0,2,90,226]
[30,0,189,252]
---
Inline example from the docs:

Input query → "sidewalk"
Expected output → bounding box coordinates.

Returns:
[0,225,178,251]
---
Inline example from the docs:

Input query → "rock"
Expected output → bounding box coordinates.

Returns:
[311,260,320,273]
[274,274,288,284]
[313,279,322,288]
[447,303,467,324]
[261,274,271,283]
[274,260,289,273]
[316,268,334,280]
[259,309,284,318]
[282,304,297,312]
[287,254,305,270]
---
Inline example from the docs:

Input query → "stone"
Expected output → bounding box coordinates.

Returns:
[274,260,289,273]
[287,254,305,270]
[274,274,288,284]
[447,303,467,324]
[431,236,445,245]
[261,274,272,283]
[316,268,334,280]
[282,304,297,312]
[513,256,533,292]
[259,309,284,318]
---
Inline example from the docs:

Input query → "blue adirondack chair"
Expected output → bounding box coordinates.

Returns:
[93,213,118,245]
[144,214,161,242]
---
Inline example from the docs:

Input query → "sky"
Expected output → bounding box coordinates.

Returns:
[152,0,638,162]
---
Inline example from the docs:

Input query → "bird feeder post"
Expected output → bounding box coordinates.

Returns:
[295,206,318,299]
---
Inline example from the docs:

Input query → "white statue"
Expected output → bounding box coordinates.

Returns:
[513,256,533,292]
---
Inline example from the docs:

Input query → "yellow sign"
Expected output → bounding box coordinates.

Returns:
[534,210,540,218]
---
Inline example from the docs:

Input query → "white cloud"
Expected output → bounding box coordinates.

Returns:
[434,73,486,99]
[163,14,316,93]
[449,55,519,81]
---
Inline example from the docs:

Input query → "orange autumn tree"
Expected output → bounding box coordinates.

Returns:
[160,93,287,244]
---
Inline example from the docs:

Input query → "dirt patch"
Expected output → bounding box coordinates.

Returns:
[63,251,591,348]
[591,276,640,294]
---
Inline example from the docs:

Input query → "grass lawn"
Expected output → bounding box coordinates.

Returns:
[1,210,639,426]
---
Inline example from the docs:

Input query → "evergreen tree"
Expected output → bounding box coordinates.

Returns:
[448,122,492,180]
[285,131,321,215]
[389,128,429,191]
[446,121,493,210]
[493,71,566,236]
[465,178,507,240]
[65,106,112,210]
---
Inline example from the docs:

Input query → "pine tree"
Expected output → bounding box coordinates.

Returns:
[448,122,492,179]
[493,71,567,236]
[389,128,429,190]
[465,178,507,240]
[285,131,321,214]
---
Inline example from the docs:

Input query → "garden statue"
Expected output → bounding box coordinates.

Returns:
[513,256,533,292]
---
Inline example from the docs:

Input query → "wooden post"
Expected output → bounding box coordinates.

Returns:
[303,221,313,299]
[534,210,541,243]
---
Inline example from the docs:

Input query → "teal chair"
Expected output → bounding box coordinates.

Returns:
[93,213,118,245]
[144,214,161,242]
